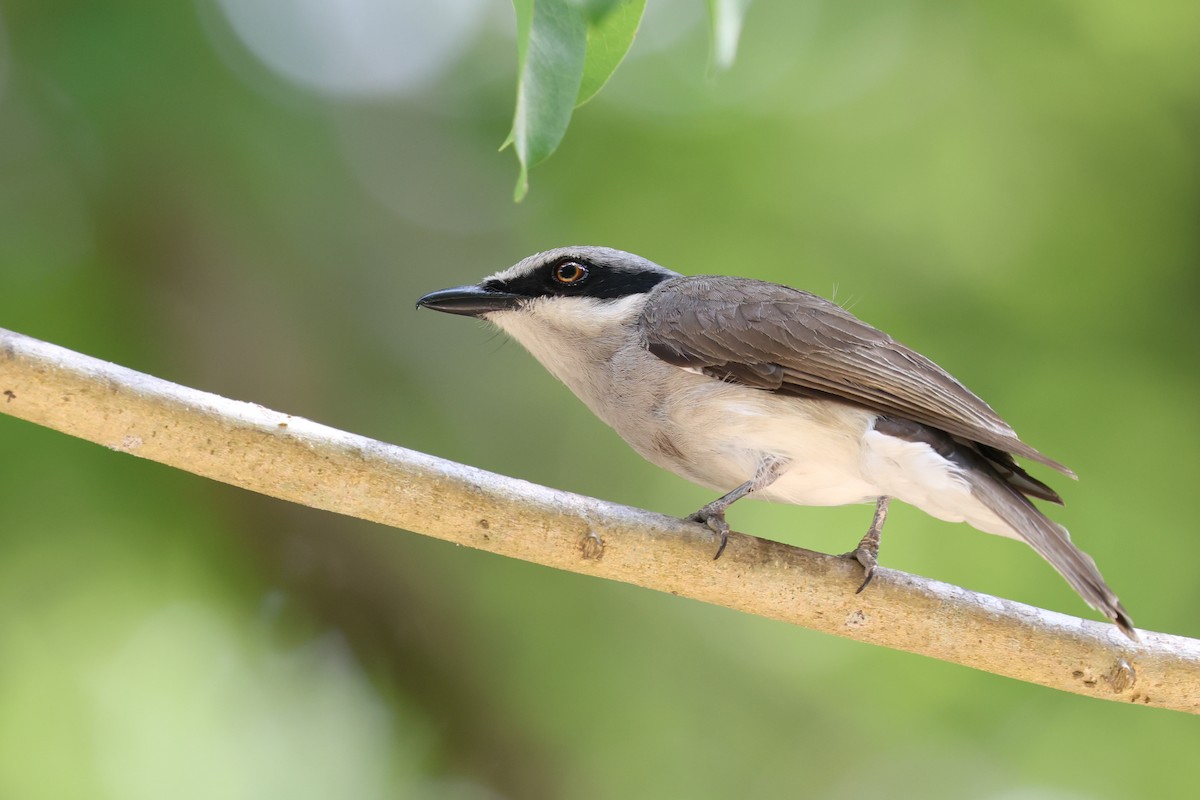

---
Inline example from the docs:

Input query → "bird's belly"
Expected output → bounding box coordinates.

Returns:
[755,463,879,506]
[612,379,882,507]
[593,362,1019,539]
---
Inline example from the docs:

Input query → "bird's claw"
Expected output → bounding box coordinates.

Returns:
[841,546,878,593]
[688,508,730,560]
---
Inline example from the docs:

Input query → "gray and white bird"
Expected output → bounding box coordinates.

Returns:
[417,246,1134,639]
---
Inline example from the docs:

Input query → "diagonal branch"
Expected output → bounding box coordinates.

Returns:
[2,327,1197,714]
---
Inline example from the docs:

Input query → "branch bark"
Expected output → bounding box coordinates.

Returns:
[2,327,1197,714]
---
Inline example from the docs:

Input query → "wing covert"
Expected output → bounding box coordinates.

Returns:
[640,276,1072,476]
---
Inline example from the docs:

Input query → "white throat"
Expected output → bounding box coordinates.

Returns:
[485,294,646,399]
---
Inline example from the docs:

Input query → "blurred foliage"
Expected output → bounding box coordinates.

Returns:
[1,1,1198,798]
[706,0,752,70]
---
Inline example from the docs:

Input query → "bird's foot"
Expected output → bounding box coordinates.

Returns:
[840,538,879,593]
[686,457,788,561]
[840,496,889,593]
[688,505,731,561]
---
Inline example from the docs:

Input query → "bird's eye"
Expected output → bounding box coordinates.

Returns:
[552,260,589,285]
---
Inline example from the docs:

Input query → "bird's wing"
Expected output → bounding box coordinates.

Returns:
[640,275,1073,476]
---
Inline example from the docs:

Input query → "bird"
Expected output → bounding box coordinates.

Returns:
[416,246,1135,639]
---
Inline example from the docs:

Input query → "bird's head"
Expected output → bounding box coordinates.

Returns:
[416,246,680,339]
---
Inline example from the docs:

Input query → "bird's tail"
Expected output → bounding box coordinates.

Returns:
[961,463,1136,640]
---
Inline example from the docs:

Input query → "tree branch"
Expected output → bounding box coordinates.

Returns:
[2,326,1197,714]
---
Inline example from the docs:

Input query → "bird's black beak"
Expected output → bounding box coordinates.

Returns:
[415,284,522,317]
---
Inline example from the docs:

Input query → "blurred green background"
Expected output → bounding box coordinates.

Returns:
[1,1,1197,797]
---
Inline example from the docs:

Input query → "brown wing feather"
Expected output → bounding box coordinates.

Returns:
[640,275,1074,477]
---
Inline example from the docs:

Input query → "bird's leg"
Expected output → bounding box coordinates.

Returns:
[842,496,890,593]
[689,455,787,560]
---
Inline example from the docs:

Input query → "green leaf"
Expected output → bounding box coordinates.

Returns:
[572,0,623,22]
[576,0,646,107]
[506,0,646,200]
[508,0,588,201]
[706,0,753,71]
